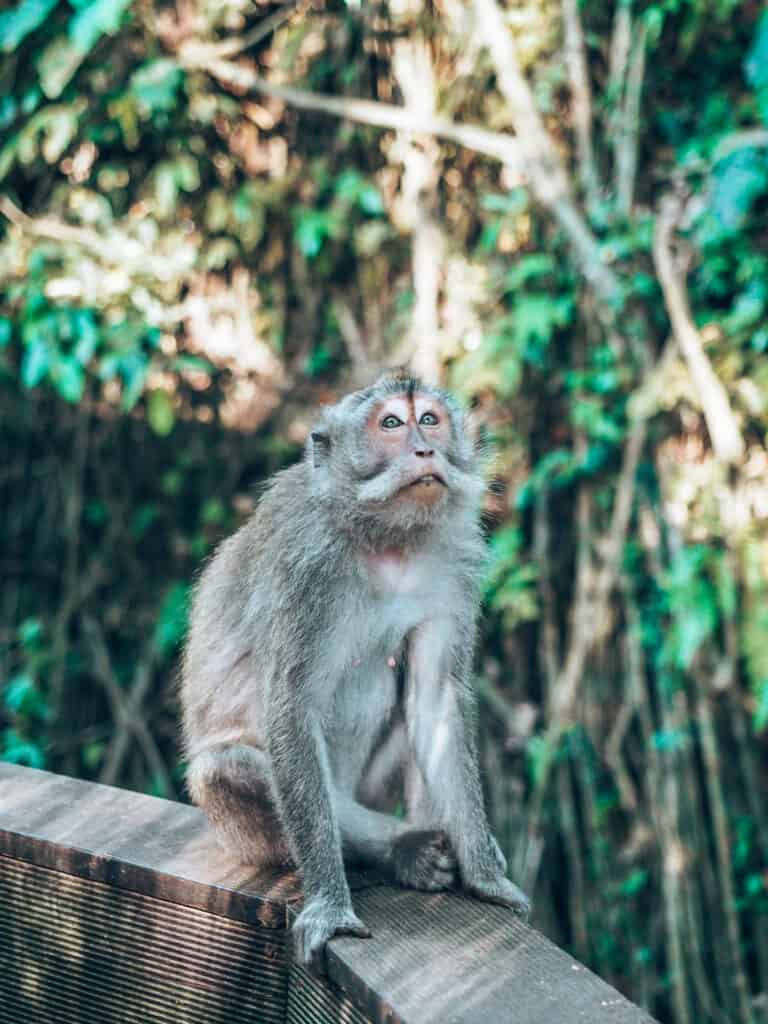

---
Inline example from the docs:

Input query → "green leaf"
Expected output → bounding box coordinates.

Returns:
[146,388,175,436]
[0,0,57,53]
[201,498,226,525]
[0,318,11,347]
[707,149,768,237]
[754,681,768,733]
[129,59,184,117]
[73,310,99,363]
[505,254,556,290]
[358,184,384,216]
[120,354,149,410]
[52,356,85,402]
[18,618,43,647]
[69,0,131,53]
[4,673,48,720]
[82,741,104,770]
[295,209,332,259]
[620,869,649,896]
[745,10,768,92]
[152,582,189,657]
[21,336,50,387]
[1,728,45,769]
[37,37,86,99]
[172,355,214,373]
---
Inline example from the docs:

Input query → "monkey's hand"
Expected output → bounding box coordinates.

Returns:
[390,829,458,892]
[292,898,371,968]
[465,874,531,918]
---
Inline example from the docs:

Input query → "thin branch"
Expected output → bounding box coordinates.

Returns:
[391,16,445,382]
[182,18,624,313]
[694,680,753,1023]
[205,1,308,60]
[0,196,105,258]
[608,2,632,111]
[177,46,525,173]
[553,412,647,719]
[712,128,768,163]
[82,615,175,797]
[471,0,622,309]
[332,294,374,381]
[653,194,744,463]
[561,0,601,211]
[615,21,646,215]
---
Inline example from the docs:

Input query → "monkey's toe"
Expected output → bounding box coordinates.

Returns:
[466,875,531,918]
[292,900,371,969]
[391,829,459,892]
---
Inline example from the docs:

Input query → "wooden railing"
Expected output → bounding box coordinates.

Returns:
[0,762,656,1023]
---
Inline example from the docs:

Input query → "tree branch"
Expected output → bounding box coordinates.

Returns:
[653,194,744,463]
[471,0,622,309]
[615,21,646,215]
[561,0,601,212]
[0,196,105,259]
[178,45,525,173]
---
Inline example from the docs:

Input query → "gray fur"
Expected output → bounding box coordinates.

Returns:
[180,372,529,967]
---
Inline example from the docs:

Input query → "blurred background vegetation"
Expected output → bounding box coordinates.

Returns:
[1,0,767,1020]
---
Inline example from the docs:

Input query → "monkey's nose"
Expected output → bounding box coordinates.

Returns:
[414,446,435,458]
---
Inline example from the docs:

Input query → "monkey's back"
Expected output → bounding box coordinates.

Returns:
[180,463,343,759]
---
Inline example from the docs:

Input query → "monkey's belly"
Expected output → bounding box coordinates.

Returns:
[324,658,400,794]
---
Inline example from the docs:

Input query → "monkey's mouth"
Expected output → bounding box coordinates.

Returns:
[403,472,446,489]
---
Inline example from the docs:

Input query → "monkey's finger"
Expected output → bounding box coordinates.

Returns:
[420,869,458,891]
[334,923,372,939]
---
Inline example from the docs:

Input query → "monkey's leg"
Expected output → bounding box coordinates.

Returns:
[266,696,371,966]
[186,746,292,866]
[406,622,531,916]
[335,794,457,892]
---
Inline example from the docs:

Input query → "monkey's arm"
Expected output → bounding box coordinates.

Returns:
[266,669,370,964]
[406,620,530,915]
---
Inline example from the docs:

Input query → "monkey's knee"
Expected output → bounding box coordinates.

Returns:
[187,747,291,867]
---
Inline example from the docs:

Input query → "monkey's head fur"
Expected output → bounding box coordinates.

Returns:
[305,371,485,547]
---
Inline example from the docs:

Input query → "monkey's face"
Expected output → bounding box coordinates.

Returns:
[348,389,481,525]
[361,392,449,508]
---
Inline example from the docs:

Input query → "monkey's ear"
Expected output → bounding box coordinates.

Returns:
[309,430,331,467]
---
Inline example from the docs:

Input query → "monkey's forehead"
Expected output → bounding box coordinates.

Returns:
[336,377,461,417]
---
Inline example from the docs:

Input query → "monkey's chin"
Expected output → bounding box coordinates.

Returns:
[395,478,447,508]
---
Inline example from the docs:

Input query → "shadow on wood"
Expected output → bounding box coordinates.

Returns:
[0,763,657,1023]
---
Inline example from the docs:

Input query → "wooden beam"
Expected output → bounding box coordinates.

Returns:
[0,763,657,1023]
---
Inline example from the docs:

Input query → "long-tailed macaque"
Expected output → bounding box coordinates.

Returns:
[181,371,530,965]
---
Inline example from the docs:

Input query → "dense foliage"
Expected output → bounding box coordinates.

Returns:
[2,1,768,1020]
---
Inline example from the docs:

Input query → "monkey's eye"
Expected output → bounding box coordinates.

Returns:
[419,411,439,426]
[381,414,403,429]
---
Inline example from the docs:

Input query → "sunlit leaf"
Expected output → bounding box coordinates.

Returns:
[0,0,56,53]
[69,0,131,53]
[37,36,86,99]
[4,673,48,720]
[130,59,184,117]
[21,336,50,387]
[146,388,175,436]
[52,356,85,402]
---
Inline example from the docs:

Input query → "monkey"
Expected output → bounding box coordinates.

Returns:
[180,371,530,966]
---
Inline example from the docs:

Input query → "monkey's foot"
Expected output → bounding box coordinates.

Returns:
[390,829,458,892]
[465,874,531,918]
[292,898,371,968]
[490,834,508,874]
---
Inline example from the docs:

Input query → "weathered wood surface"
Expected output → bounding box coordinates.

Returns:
[0,763,657,1023]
